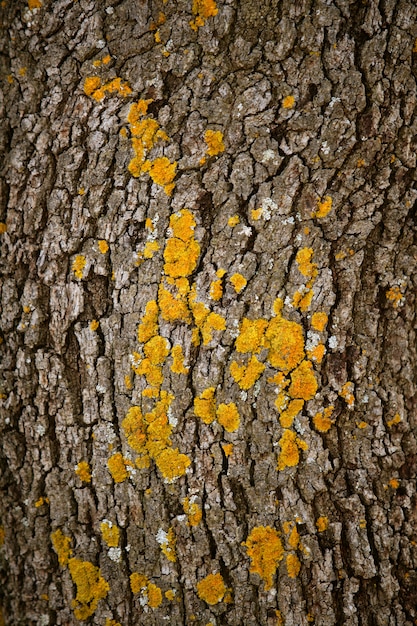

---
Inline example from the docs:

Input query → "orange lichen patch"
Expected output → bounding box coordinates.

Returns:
[228,215,240,227]
[357,421,367,429]
[23,305,31,314]
[68,558,109,620]
[51,529,73,567]
[75,461,92,482]
[288,526,300,550]
[313,406,334,432]
[279,399,304,428]
[209,279,223,301]
[295,248,318,282]
[222,443,234,457]
[0,223,7,234]
[316,516,329,532]
[251,207,263,221]
[164,210,200,278]
[107,453,130,483]
[243,526,284,590]
[357,158,366,167]
[312,195,332,219]
[124,375,133,390]
[265,315,305,373]
[138,300,159,343]
[105,620,121,626]
[72,255,86,279]
[131,574,163,608]
[155,447,191,482]
[157,527,176,562]
[143,241,160,259]
[142,157,177,195]
[197,573,226,605]
[235,318,268,354]
[275,610,285,626]
[282,95,295,109]
[144,335,170,365]
[292,288,313,312]
[0,526,5,546]
[100,521,119,547]
[171,345,189,374]
[158,283,191,323]
[286,553,301,578]
[339,381,355,407]
[359,519,367,529]
[288,360,317,400]
[165,589,176,601]
[18,67,27,77]
[204,130,225,156]
[130,572,148,593]
[90,320,99,331]
[133,358,163,387]
[277,429,308,471]
[387,413,401,428]
[35,496,49,508]
[183,497,203,526]
[230,355,265,390]
[230,273,247,293]
[194,387,216,424]
[308,343,326,364]
[145,217,154,230]
[216,402,240,432]
[335,250,347,261]
[386,285,404,308]
[389,478,399,489]
[122,392,173,459]
[190,0,218,31]
[188,286,226,345]
[28,0,42,8]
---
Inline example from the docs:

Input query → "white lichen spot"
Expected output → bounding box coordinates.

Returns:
[281,216,295,225]
[321,141,330,155]
[240,390,248,401]
[284,296,293,308]
[96,384,106,394]
[96,39,106,49]
[306,331,321,351]
[176,514,187,522]
[329,97,341,108]
[125,544,131,552]
[108,547,121,561]
[156,528,169,545]
[168,407,178,427]
[105,6,114,13]
[35,424,46,436]
[261,149,278,164]
[328,336,338,349]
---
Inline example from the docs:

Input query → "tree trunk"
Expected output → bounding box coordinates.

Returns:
[1,0,417,624]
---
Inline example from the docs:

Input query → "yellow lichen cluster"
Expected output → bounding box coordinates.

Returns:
[386,285,404,308]
[158,527,177,562]
[51,530,109,620]
[282,95,295,109]
[107,452,132,483]
[72,255,86,279]
[292,247,318,312]
[230,273,247,293]
[92,55,111,67]
[387,413,401,428]
[313,406,334,433]
[339,381,355,408]
[130,573,162,608]
[75,461,91,482]
[190,0,218,31]
[28,0,42,8]
[120,392,190,482]
[194,389,240,432]
[35,496,49,508]
[204,130,225,156]
[100,521,119,547]
[312,195,332,219]
[83,76,132,101]
[182,497,202,526]
[90,319,99,331]
[98,239,109,254]
[0,223,7,234]
[277,429,308,471]
[126,99,176,195]
[243,526,284,590]
[316,516,329,532]
[196,573,226,605]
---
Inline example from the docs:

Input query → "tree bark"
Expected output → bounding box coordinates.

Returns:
[1,0,417,625]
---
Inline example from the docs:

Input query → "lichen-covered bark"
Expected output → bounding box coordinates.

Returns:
[1,1,417,625]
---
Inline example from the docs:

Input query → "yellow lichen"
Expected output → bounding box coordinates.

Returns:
[313,406,334,432]
[197,573,226,605]
[164,210,200,278]
[311,311,328,332]
[138,300,159,343]
[389,478,399,489]
[265,315,305,373]
[288,360,317,400]
[34,496,49,508]
[307,343,326,364]
[288,525,300,550]
[277,429,308,471]
[292,288,314,312]
[107,453,130,483]
[84,76,131,101]
[188,286,226,345]
[230,355,265,390]
[190,0,218,31]
[204,130,225,156]
[0,526,4,546]
[98,239,109,254]
[194,387,216,424]
[0,223,7,234]
[235,318,268,354]
[142,157,177,195]
[222,443,234,457]
[28,0,42,8]
[165,589,176,601]
[171,345,189,374]
[155,447,191,482]
[312,196,332,219]
[143,241,160,259]
[124,375,133,390]
[279,399,304,428]
[130,573,148,594]
[387,413,401,428]
[147,583,163,608]
[75,461,92,483]
[339,381,355,407]
[72,255,86,279]
[386,286,404,308]
[228,215,240,227]
[209,279,223,301]
[100,521,119,547]
[68,558,109,620]
[230,273,247,293]
[144,335,170,365]
[158,527,176,562]
[316,516,329,532]
[216,402,240,432]
[243,526,284,590]
[357,421,367,429]
[183,497,203,526]
[51,529,73,567]
[296,248,318,282]
[105,620,121,626]
[286,553,301,578]
[282,95,295,109]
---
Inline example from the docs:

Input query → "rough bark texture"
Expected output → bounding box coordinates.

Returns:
[1,0,417,625]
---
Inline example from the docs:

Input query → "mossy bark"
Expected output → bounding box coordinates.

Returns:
[1,1,417,625]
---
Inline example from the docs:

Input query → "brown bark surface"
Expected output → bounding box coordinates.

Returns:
[1,1,417,624]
